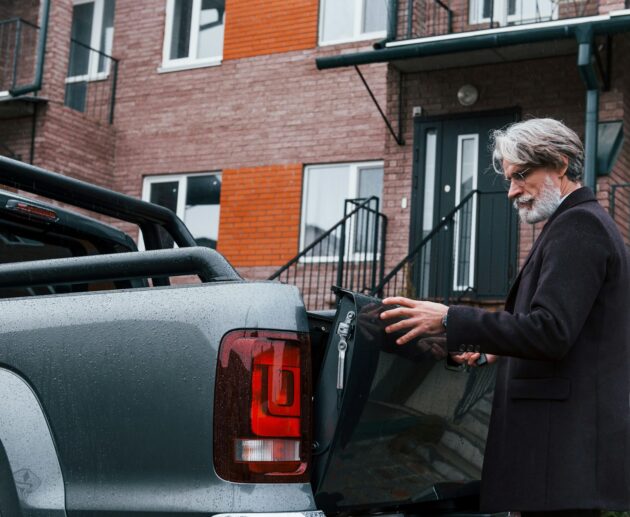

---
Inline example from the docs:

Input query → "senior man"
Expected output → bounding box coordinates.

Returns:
[381,118,629,516]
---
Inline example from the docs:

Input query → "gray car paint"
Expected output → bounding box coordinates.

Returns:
[0,368,66,517]
[0,281,315,515]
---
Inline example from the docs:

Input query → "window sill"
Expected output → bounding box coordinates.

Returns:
[158,59,223,74]
[318,31,387,47]
[66,72,110,84]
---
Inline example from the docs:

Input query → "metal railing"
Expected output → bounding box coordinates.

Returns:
[64,38,119,124]
[402,0,612,40]
[0,18,39,93]
[371,190,505,303]
[405,0,453,39]
[268,197,387,311]
[610,183,630,244]
[476,0,597,30]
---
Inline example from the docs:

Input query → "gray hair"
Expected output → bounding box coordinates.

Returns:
[491,118,584,182]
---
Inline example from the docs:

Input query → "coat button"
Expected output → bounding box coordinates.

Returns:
[467,344,474,352]
[475,345,481,353]
[459,345,466,352]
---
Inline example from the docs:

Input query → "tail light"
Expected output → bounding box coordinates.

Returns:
[214,330,311,483]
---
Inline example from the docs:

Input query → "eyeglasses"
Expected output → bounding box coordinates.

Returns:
[503,166,534,189]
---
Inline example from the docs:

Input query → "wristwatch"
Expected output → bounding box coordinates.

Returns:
[441,310,448,330]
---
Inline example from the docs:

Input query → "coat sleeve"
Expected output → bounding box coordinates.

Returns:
[446,208,611,360]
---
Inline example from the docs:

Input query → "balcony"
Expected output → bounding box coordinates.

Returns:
[0,18,39,95]
[402,0,630,40]
[64,38,119,124]
[0,16,118,125]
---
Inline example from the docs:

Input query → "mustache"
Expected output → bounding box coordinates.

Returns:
[513,194,534,210]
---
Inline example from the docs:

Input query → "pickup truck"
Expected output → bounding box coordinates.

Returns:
[0,155,500,517]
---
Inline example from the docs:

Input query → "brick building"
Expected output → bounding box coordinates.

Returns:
[1,0,629,309]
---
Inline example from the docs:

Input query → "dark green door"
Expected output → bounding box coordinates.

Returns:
[411,111,519,301]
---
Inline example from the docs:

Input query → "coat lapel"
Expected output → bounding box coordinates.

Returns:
[504,187,596,312]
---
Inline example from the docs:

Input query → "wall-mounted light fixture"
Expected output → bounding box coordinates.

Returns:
[457,84,479,106]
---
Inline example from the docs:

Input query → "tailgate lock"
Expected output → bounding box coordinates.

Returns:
[336,311,355,395]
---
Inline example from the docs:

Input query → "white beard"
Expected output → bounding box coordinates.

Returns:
[513,176,562,224]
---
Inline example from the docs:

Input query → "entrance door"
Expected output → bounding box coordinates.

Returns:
[411,111,518,301]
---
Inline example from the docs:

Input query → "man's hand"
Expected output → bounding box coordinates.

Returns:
[380,296,448,345]
[451,352,499,367]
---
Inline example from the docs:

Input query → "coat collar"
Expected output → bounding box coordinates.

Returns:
[504,186,595,311]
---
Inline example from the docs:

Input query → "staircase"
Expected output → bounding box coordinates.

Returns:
[371,190,509,303]
[268,197,387,310]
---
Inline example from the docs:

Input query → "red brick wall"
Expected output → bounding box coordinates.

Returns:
[217,164,302,267]
[110,0,387,255]
[1,0,40,24]
[223,0,319,60]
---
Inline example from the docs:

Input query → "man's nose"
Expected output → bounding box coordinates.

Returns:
[507,181,522,200]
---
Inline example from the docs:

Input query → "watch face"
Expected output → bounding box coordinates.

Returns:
[457,84,479,106]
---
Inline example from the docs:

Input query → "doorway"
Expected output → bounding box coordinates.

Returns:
[411,110,519,301]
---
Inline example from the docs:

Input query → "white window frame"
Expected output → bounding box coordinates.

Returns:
[452,134,478,291]
[318,0,388,46]
[66,0,113,84]
[140,171,222,250]
[300,161,383,263]
[160,0,224,72]
[468,0,558,26]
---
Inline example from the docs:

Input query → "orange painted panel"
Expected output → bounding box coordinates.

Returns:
[223,0,319,60]
[217,164,303,267]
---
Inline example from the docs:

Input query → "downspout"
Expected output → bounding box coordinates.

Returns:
[374,0,398,48]
[576,25,599,191]
[9,0,50,96]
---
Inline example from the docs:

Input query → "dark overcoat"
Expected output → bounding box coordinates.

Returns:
[447,187,630,512]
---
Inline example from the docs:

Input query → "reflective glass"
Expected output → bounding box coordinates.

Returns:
[420,130,437,297]
[454,137,477,290]
[149,181,179,213]
[98,0,115,73]
[303,165,349,252]
[355,166,384,254]
[68,3,94,76]
[321,0,355,42]
[184,174,221,249]
[362,0,388,33]
[170,0,193,59]
[197,0,225,59]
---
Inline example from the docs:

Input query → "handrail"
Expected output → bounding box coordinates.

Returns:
[68,37,120,61]
[371,189,479,296]
[268,196,382,280]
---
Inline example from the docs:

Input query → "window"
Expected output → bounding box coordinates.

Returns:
[301,162,383,260]
[453,135,478,291]
[319,0,388,46]
[469,0,557,26]
[162,0,225,70]
[65,0,115,111]
[142,173,222,249]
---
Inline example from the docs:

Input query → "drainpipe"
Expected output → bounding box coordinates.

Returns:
[10,0,50,96]
[374,0,398,48]
[576,26,599,191]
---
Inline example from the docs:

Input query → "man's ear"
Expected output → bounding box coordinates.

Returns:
[558,155,569,177]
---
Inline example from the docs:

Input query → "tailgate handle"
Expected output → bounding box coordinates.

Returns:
[336,311,355,406]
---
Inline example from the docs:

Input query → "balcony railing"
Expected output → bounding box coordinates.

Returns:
[0,18,39,93]
[402,0,627,40]
[64,38,119,124]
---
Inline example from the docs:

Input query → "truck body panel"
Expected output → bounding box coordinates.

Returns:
[0,282,315,515]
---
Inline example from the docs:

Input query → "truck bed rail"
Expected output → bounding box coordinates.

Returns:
[0,247,242,289]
